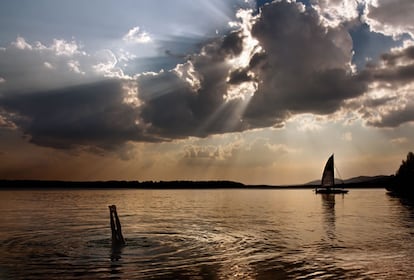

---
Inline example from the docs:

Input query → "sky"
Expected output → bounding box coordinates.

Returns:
[1,0,414,185]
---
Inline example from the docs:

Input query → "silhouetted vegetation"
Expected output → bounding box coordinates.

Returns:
[0,176,393,190]
[0,180,246,189]
[396,152,414,179]
[387,152,414,197]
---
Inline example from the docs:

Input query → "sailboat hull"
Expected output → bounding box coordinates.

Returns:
[315,188,348,194]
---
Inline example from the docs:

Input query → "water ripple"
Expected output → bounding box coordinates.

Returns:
[1,189,414,279]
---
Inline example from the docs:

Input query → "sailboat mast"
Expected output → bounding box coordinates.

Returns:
[333,154,335,188]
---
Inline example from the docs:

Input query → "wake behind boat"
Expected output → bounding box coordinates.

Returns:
[315,154,348,194]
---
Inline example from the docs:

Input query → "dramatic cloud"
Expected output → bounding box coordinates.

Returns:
[136,1,372,140]
[0,1,373,153]
[136,32,248,139]
[0,80,153,150]
[345,44,414,127]
[0,36,142,152]
[244,1,366,126]
[364,0,414,37]
[372,102,414,127]
[2,0,414,157]
[0,30,251,152]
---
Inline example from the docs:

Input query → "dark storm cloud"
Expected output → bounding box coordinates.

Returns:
[363,46,414,85]
[243,1,367,126]
[357,44,414,127]
[380,46,414,65]
[137,30,247,139]
[137,71,200,138]
[359,45,414,86]
[220,30,244,57]
[248,51,267,69]
[368,103,414,128]
[227,68,254,85]
[364,96,397,108]
[370,64,414,84]
[0,80,154,150]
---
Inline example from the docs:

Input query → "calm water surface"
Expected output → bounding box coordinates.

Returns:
[0,189,413,279]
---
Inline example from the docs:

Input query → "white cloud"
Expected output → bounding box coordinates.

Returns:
[183,144,220,160]
[0,36,128,94]
[50,39,81,56]
[117,48,137,62]
[92,49,125,78]
[67,60,84,74]
[291,114,323,131]
[43,62,54,69]
[181,136,292,168]
[313,0,360,27]
[11,36,32,50]
[391,137,408,145]
[123,26,152,44]
[173,61,201,91]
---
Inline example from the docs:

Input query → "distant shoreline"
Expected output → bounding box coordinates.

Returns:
[0,178,390,190]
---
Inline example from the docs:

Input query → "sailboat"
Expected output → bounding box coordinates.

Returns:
[315,154,349,194]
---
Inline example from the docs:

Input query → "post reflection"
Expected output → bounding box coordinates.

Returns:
[109,204,124,279]
[109,258,123,279]
[109,233,124,279]
[110,243,124,262]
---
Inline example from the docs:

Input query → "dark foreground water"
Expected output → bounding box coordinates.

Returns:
[0,189,413,279]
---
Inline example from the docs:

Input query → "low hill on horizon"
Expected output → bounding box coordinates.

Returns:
[305,175,392,186]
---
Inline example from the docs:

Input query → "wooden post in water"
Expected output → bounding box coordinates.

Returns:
[109,205,125,246]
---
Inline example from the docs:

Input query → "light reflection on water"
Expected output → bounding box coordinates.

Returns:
[0,189,414,279]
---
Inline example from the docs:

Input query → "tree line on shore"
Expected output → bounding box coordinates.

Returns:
[387,151,414,196]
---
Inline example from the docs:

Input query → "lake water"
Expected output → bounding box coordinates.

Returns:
[0,189,413,279]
